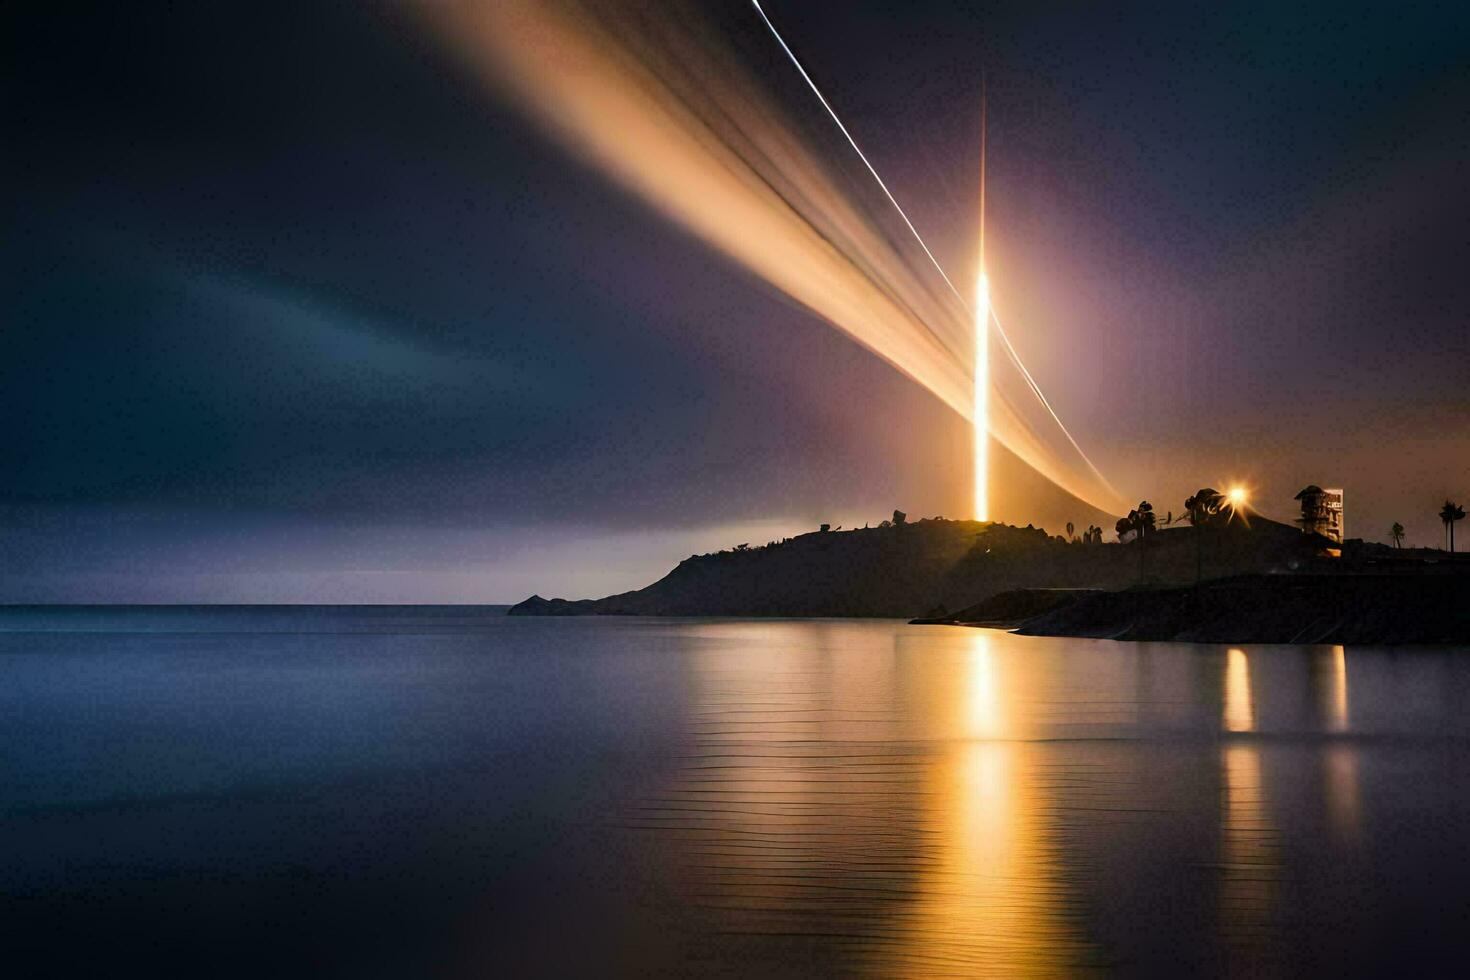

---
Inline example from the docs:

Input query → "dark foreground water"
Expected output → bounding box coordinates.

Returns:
[4,607,1470,977]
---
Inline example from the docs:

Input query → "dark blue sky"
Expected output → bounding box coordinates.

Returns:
[5,1,1467,600]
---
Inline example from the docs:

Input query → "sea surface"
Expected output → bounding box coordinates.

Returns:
[4,606,1469,977]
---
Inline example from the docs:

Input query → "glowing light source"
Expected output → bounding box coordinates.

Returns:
[974,88,989,522]
[1228,486,1248,509]
[974,272,989,521]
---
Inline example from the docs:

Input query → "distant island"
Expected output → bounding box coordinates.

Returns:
[509,504,1470,643]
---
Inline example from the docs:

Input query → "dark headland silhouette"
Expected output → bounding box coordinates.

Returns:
[510,508,1470,643]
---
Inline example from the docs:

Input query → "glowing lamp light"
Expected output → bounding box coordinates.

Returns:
[1228,486,1248,509]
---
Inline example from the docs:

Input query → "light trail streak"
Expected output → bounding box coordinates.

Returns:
[989,308,1124,504]
[750,1,967,306]
[751,0,1120,517]
[419,0,1128,516]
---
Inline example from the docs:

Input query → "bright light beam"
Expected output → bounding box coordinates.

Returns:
[974,272,990,520]
[751,0,1120,518]
[427,0,1130,516]
[975,84,989,520]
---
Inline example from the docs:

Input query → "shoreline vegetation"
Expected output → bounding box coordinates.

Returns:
[509,510,1470,644]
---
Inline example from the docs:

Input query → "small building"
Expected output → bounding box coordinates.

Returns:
[1295,485,1344,543]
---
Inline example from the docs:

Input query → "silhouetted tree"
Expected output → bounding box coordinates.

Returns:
[1441,501,1466,553]
[1184,488,1225,527]
[1125,501,1157,581]
[1066,521,1075,542]
[1136,501,1157,537]
[1184,488,1226,582]
[1390,522,1405,549]
[892,509,907,525]
[820,523,831,533]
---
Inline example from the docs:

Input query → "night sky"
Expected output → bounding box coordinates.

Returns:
[6,1,1467,602]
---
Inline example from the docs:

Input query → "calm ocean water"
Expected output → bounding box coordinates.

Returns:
[4,606,1469,977]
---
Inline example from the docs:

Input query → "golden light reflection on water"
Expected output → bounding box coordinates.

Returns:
[1321,645,1350,733]
[1224,647,1254,732]
[1219,742,1279,955]
[1218,648,1281,961]
[893,630,1085,977]
[1325,745,1362,843]
[964,630,1004,740]
[626,624,1400,975]
[633,624,1088,976]
[1316,646,1361,842]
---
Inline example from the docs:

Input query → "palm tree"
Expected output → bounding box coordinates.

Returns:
[1390,522,1405,549]
[1111,502,1158,581]
[1441,501,1466,553]
[1137,501,1158,581]
[1136,501,1157,537]
[1184,488,1224,527]
[1184,488,1224,582]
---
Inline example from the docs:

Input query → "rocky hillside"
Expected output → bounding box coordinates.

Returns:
[509,513,1328,618]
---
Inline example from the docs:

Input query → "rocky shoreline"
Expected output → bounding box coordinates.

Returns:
[923,571,1470,644]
